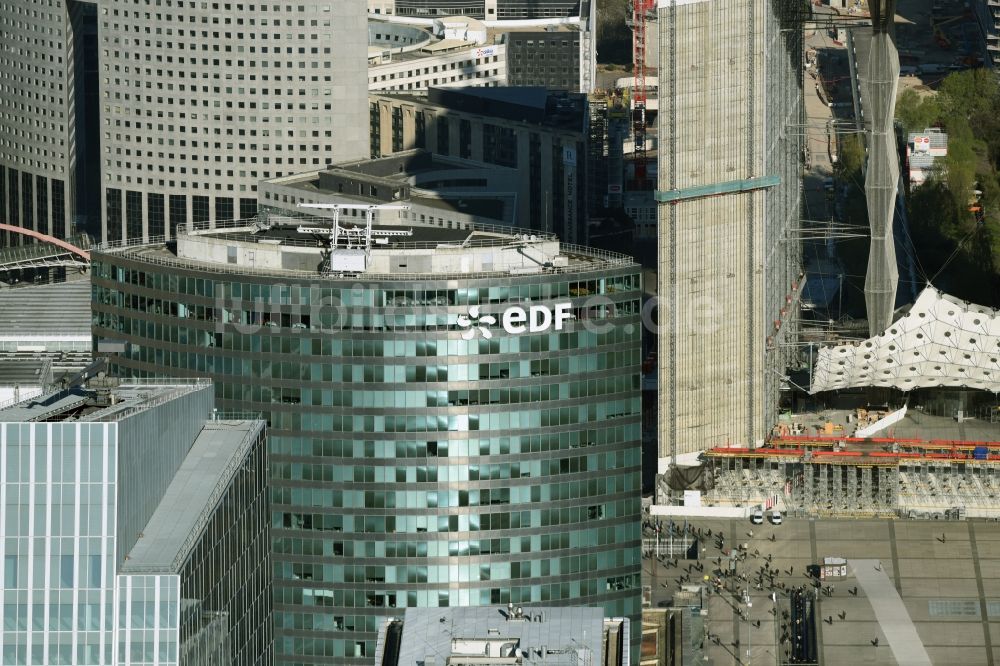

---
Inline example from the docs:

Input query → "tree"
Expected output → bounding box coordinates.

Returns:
[895,88,940,134]
[943,117,978,211]
[596,0,632,66]
[938,69,1000,122]
[897,71,1000,304]
[837,133,865,181]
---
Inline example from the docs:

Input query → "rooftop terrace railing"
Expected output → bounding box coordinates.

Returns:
[92,218,637,280]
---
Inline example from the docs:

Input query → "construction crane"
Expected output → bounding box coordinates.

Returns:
[629,0,655,191]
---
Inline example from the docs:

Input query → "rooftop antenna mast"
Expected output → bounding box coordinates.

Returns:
[297,203,410,257]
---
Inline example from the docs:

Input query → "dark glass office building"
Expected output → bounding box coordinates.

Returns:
[91,219,642,664]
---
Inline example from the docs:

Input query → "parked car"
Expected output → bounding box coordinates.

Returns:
[750,508,764,525]
[769,509,783,525]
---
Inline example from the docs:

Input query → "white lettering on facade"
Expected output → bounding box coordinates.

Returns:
[502,307,527,334]
[473,303,575,336]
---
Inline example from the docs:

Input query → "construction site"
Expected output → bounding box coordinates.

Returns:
[702,414,1000,519]
[640,0,1000,526]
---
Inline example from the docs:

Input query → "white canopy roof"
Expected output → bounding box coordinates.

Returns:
[810,286,1000,393]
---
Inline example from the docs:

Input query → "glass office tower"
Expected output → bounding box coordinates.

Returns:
[91,219,643,664]
[0,380,271,665]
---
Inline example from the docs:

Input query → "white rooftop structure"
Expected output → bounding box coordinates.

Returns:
[810,286,1000,393]
[907,128,948,155]
[907,128,948,186]
[434,16,488,43]
[375,606,626,666]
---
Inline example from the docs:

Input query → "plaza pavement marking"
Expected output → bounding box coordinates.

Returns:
[969,521,995,666]
[851,558,931,666]
[809,519,825,660]
[888,519,902,593]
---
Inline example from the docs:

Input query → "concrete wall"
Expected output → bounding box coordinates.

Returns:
[368,44,507,92]
[656,0,802,462]
[98,0,370,243]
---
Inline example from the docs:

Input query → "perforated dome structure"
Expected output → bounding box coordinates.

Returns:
[810,286,1000,393]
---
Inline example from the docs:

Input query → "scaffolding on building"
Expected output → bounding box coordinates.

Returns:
[699,435,1000,518]
[628,0,656,191]
[587,89,630,211]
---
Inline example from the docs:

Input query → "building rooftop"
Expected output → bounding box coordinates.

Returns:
[811,286,1000,393]
[908,128,948,150]
[384,606,608,666]
[369,22,580,65]
[96,215,634,281]
[0,379,211,423]
[373,87,586,131]
[432,86,586,130]
[121,418,264,573]
[0,281,91,342]
[0,358,53,387]
[271,151,512,222]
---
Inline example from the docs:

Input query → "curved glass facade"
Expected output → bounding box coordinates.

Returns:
[91,247,643,665]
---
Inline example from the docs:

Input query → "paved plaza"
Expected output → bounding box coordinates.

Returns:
[645,517,1000,665]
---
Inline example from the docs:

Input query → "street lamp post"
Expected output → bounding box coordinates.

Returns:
[744,589,753,664]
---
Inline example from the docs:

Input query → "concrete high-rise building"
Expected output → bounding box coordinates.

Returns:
[0,1,97,243]
[90,218,643,663]
[655,0,803,463]
[0,379,271,665]
[0,0,370,245]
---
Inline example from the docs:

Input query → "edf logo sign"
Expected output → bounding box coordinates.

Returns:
[458,303,573,339]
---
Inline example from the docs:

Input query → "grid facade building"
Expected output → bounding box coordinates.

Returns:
[98,0,369,243]
[0,0,90,244]
[0,0,369,245]
[505,31,580,91]
[0,381,271,665]
[368,45,507,92]
[655,0,803,461]
[90,222,643,664]
[364,87,589,243]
